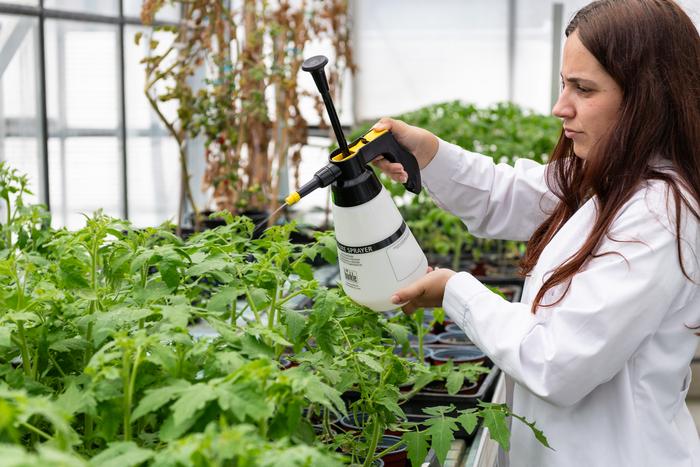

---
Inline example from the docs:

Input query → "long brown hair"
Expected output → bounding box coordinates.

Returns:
[520,0,700,313]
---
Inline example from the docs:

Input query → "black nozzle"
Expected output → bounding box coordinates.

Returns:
[302,55,350,157]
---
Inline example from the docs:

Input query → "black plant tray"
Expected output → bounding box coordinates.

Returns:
[341,346,500,441]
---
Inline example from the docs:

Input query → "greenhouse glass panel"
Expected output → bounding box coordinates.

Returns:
[1,0,38,5]
[124,25,180,227]
[48,137,121,229]
[0,14,41,205]
[44,0,118,16]
[45,20,122,228]
[353,0,509,120]
[123,0,180,21]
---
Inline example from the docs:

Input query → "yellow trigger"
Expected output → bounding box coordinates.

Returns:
[363,128,387,142]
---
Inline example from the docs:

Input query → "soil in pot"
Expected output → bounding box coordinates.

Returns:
[422,379,479,395]
[437,330,473,346]
[430,346,486,365]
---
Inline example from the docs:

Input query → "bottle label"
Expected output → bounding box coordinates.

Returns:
[336,222,406,254]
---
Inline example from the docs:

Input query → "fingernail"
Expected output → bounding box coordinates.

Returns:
[391,295,400,304]
[400,175,408,183]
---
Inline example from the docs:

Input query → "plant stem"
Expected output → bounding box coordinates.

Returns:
[364,417,382,467]
[15,323,31,378]
[124,346,142,442]
[20,422,51,440]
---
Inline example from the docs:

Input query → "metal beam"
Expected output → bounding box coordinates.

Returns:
[550,3,565,109]
[0,18,32,76]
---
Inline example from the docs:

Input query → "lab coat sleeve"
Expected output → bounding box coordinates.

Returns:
[442,188,695,407]
[420,138,558,241]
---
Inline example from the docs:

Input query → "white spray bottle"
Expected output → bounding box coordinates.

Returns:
[285,55,428,311]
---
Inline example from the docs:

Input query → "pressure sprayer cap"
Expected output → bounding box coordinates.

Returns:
[302,55,330,93]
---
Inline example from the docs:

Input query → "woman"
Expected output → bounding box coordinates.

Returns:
[374,1,700,465]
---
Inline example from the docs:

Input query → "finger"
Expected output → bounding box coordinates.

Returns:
[392,279,427,305]
[402,302,418,315]
[371,117,394,131]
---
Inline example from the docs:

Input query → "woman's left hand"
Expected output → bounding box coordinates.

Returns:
[391,268,457,314]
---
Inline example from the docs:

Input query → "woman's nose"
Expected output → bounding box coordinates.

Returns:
[552,92,574,120]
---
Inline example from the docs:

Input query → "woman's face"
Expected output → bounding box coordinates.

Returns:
[552,31,623,160]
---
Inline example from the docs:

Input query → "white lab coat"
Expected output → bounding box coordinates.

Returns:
[420,139,700,467]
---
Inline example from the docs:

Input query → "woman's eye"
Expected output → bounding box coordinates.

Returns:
[576,86,591,94]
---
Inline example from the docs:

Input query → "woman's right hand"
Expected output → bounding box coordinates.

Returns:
[371,118,439,183]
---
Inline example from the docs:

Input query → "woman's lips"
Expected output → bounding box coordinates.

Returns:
[564,128,581,138]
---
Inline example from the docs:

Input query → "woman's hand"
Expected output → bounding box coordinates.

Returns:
[391,267,457,314]
[371,118,439,182]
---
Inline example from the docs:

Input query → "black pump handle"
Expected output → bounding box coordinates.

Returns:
[359,132,422,195]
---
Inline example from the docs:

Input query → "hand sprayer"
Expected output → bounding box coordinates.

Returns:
[286,55,428,311]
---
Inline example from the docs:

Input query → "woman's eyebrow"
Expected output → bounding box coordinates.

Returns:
[560,74,597,87]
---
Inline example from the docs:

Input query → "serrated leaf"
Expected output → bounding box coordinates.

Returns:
[357,353,383,373]
[248,287,270,310]
[171,383,217,427]
[49,337,86,353]
[457,410,478,434]
[403,430,429,467]
[481,406,511,451]
[160,304,190,328]
[88,441,154,467]
[159,259,180,289]
[185,257,230,277]
[56,383,95,416]
[427,418,457,465]
[0,327,11,347]
[292,262,313,280]
[207,286,242,312]
[386,322,409,344]
[446,370,465,395]
[283,308,306,342]
[132,380,189,421]
[511,413,552,449]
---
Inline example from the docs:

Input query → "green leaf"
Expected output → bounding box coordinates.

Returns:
[0,327,11,347]
[171,383,217,427]
[159,259,180,289]
[511,413,552,449]
[386,322,409,344]
[426,417,457,465]
[207,286,242,312]
[56,383,96,416]
[403,430,429,467]
[283,308,306,342]
[132,380,189,421]
[456,409,479,434]
[49,337,87,353]
[357,353,383,373]
[480,405,511,451]
[446,370,465,395]
[292,261,313,281]
[160,304,190,328]
[88,441,154,467]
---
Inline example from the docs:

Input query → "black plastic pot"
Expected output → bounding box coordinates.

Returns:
[437,330,473,346]
[407,333,439,346]
[422,379,479,395]
[429,346,486,365]
[393,345,433,362]
[376,435,408,467]
[339,412,405,437]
